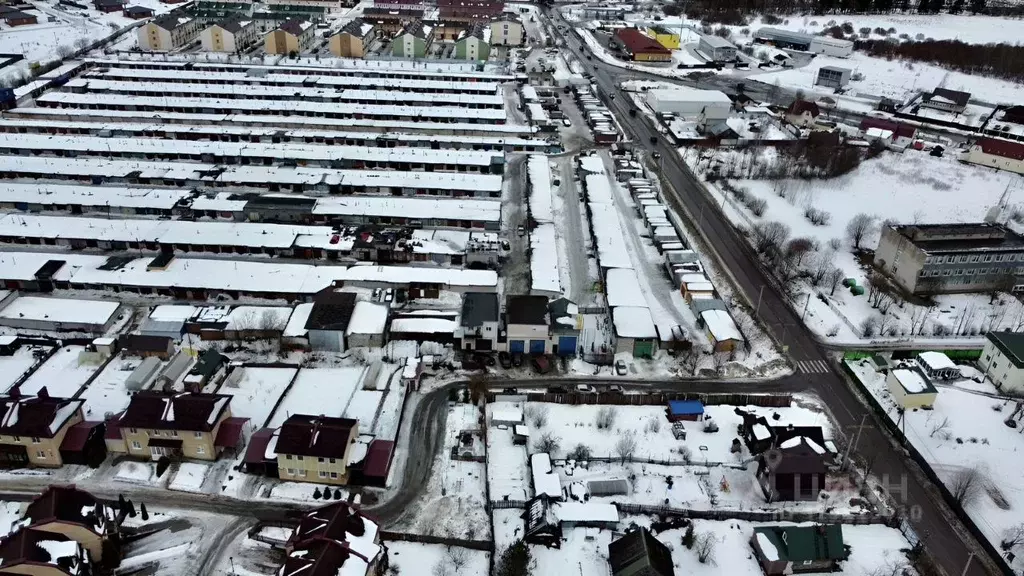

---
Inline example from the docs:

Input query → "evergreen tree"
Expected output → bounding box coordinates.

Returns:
[916,0,930,12]
[496,540,532,576]
[140,502,149,521]
[969,0,985,12]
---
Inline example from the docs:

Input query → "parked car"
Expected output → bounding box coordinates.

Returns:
[473,353,496,367]
[532,355,552,374]
[517,225,526,237]
[547,385,569,394]
[606,384,624,394]
[629,109,637,117]
[652,152,662,159]
[512,353,524,368]
[575,384,595,393]
[649,135,658,145]
[498,351,512,369]
[384,288,394,303]
[561,118,571,127]
[500,239,511,251]
[614,359,628,376]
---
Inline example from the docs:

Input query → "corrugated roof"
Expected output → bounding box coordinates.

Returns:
[615,27,669,55]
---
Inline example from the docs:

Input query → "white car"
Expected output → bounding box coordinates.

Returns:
[561,118,571,127]
[575,384,596,393]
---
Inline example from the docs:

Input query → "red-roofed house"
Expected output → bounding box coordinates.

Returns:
[0,528,90,576]
[0,391,85,468]
[961,137,1024,175]
[275,415,359,486]
[109,391,238,461]
[281,502,386,576]
[784,100,820,128]
[614,27,671,62]
[20,485,120,563]
[859,117,916,140]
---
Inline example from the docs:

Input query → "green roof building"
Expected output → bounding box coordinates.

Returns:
[750,525,846,575]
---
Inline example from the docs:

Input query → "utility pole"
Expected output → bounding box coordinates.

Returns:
[842,414,869,470]
[801,292,811,321]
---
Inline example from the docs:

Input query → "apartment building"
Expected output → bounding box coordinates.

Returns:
[137,13,202,51]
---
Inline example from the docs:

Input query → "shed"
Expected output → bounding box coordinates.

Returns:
[126,356,162,391]
[608,528,674,576]
[553,502,619,529]
[751,525,845,576]
[491,406,523,426]
[916,351,959,381]
[531,452,562,499]
[667,399,704,422]
[155,350,193,389]
[699,309,741,352]
[586,478,629,497]
[886,366,938,410]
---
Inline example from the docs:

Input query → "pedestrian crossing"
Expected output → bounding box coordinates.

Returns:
[796,360,831,374]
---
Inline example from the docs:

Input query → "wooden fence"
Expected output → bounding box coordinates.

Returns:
[486,390,792,407]
[379,530,493,552]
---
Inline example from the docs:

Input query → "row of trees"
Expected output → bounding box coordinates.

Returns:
[660,0,991,24]
[860,39,1024,83]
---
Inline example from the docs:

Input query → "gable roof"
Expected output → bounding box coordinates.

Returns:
[0,528,85,575]
[608,527,674,576]
[461,292,499,327]
[340,17,373,37]
[23,485,109,537]
[275,414,356,458]
[278,18,311,36]
[929,87,970,107]
[506,295,548,325]
[279,538,366,576]
[399,19,431,38]
[304,290,357,331]
[151,13,194,31]
[976,137,1024,161]
[615,27,670,55]
[118,391,231,432]
[753,525,845,563]
[986,331,1024,368]
[123,5,153,14]
[765,436,828,474]
[786,100,820,117]
[289,502,381,563]
[0,395,83,439]
[215,15,252,33]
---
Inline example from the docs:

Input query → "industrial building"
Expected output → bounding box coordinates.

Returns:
[753,27,853,57]
[697,35,737,62]
[614,28,671,62]
[645,25,680,49]
[815,66,851,89]
[645,87,731,122]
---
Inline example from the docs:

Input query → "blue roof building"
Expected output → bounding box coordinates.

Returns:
[667,400,704,422]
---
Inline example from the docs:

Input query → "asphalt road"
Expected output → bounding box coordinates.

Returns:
[547,8,999,576]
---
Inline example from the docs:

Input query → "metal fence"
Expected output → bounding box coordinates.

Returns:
[490,390,792,408]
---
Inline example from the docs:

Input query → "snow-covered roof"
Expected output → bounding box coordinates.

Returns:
[346,301,388,336]
[612,306,657,339]
[313,196,500,223]
[700,309,741,342]
[553,502,618,523]
[389,317,456,334]
[587,204,632,269]
[752,423,771,441]
[0,296,119,327]
[646,87,731,106]
[0,182,187,210]
[491,406,522,424]
[283,303,313,338]
[527,155,553,224]
[530,224,561,295]
[891,368,934,394]
[779,435,827,454]
[605,268,644,308]
[343,266,497,288]
[531,452,561,498]
[756,531,779,561]
[917,351,956,371]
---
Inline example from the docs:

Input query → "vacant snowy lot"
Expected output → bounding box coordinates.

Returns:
[848,359,1024,573]
[265,367,365,427]
[217,366,297,429]
[19,345,97,397]
[78,355,147,420]
[387,542,489,576]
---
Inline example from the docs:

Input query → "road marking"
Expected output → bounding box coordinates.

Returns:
[797,360,830,374]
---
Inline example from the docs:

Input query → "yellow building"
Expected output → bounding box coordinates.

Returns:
[137,13,202,51]
[329,18,376,57]
[109,391,241,461]
[886,366,938,409]
[0,395,85,468]
[21,485,120,563]
[0,528,90,576]
[646,25,681,49]
[275,415,360,486]
[265,18,314,56]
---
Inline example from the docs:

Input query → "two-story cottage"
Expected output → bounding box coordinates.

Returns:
[109,392,244,461]
[0,392,86,468]
[456,292,499,352]
[784,100,821,129]
[19,485,120,564]
[284,502,385,576]
[0,528,90,576]
[505,295,550,355]
[275,415,360,486]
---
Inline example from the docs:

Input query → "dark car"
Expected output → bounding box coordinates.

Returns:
[546,385,569,394]
[512,353,523,368]
[498,351,512,369]
[629,109,637,117]
[462,355,485,371]
[474,353,496,367]
[532,355,552,374]
[649,135,658,145]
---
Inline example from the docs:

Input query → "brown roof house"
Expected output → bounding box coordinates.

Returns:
[608,527,674,576]
[756,435,829,502]
[274,415,360,486]
[281,501,387,576]
[108,391,245,461]
[0,391,86,468]
[0,528,90,576]
[784,100,820,129]
[17,485,120,564]
[120,334,174,360]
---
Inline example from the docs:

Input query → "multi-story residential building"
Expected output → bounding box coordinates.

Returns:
[489,14,523,46]
[979,331,1024,394]
[20,485,121,563]
[330,18,376,57]
[200,16,258,52]
[456,292,499,351]
[109,391,242,461]
[137,13,202,51]
[275,415,360,486]
[392,20,433,58]
[260,0,345,25]
[196,0,253,19]
[264,18,314,55]
[0,393,86,468]
[454,22,490,60]
[874,222,1024,295]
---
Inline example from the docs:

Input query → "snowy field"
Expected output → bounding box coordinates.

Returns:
[523,400,833,461]
[372,376,407,441]
[265,367,365,427]
[168,462,209,493]
[848,359,1024,573]
[0,344,45,393]
[487,404,530,501]
[114,461,167,487]
[688,146,1024,343]
[386,542,489,576]
[217,366,297,429]
[18,345,97,397]
[391,403,491,540]
[78,354,146,420]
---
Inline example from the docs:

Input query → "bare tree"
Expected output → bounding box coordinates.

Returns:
[950,466,983,506]
[694,532,717,564]
[680,348,701,376]
[785,237,815,267]
[712,351,729,374]
[74,37,91,51]
[810,250,836,286]
[523,404,548,428]
[446,546,468,574]
[615,431,638,463]
[751,221,790,255]
[595,406,617,430]
[928,415,951,438]
[534,432,560,455]
[1001,523,1024,551]
[432,560,453,576]
[846,213,876,250]
[826,267,845,295]
[56,45,73,58]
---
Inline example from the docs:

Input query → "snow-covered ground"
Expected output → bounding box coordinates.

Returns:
[114,460,167,487]
[78,353,144,420]
[487,402,531,502]
[848,358,1024,573]
[387,542,489,576]
[685,145,1024,344]
[217,366,297,430]
[265,367,365,427]
[18,345,97,397]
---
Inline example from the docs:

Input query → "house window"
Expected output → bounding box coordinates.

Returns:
[131,440,142,450]
[195,431,203,439]
[943,269,952,276]
[36,449,46,459]
[171,430,178,437]
[319,470,328,478]
[984,255,993,262]
[196,445,205,455]
[153,430,161,436]
[968,255,979,263]
[318,457,325,463]
[31,437,40,444]
[330,472,338,479]
[12,436,19,442]
[955,269,964,275]
[329,458,336,464]
[287,468,296,475]
[297,455,304,461]
[299,469,307,477]
[285,454,293,460]
[130,428,138,434]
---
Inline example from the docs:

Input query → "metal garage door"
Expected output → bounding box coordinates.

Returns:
[633,340,654,359]
[509,340,525,354]
[557,336,577,356]
[529,339,546,354]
